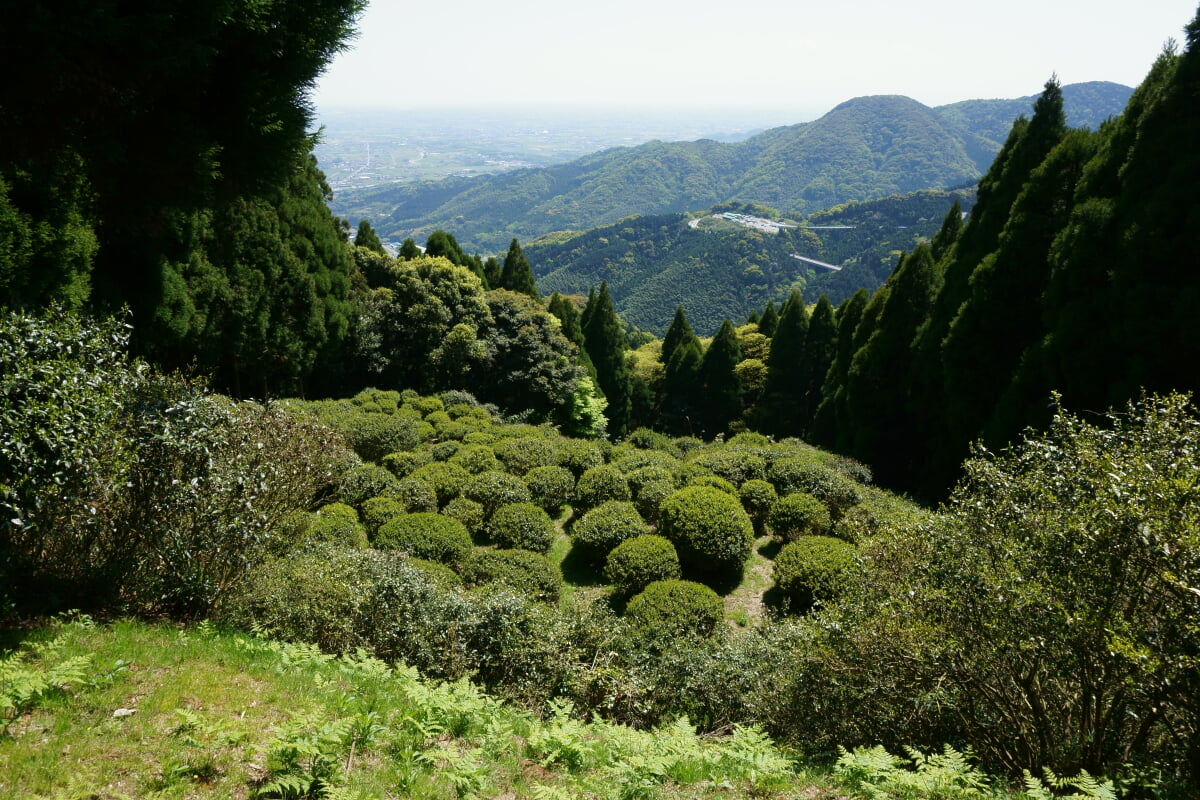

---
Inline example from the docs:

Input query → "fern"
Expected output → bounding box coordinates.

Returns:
[1022,767,1118,800]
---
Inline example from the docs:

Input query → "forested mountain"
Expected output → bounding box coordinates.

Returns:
[332,84,1129,252]
[531,190,974,335]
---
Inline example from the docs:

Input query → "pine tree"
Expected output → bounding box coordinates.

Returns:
[398,238,421,260]
[811,288,869,446]
[499,238,538,298]
[930,198,963,260]
[660,305,696,367]
[354,219,385,254]
[582,282,632,437]
[483,256,501,289]
[797,294,837,435]
[757,289,809,436]
[758,301,780,337]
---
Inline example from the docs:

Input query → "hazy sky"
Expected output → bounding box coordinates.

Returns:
[315,0,1198,118]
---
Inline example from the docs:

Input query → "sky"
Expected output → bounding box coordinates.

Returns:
[314,0,1198,119]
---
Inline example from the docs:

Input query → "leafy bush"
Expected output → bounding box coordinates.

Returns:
[428,440,460,462]
[739,479,778,536]
[772,536,856,612]
[573,464,631,513]
[604,535,681,596]
[624,427,680,455]
[393,477,438,513]
[406,557,463,589]
[462,549,562,602]
[407,462,470,507]
[768,459,861,521]
[658,486,753,587]
[449,443,501,474]
[690,449,766,486]
[375,512,472,565]
[571,501,648,564]
[634,479,676,525]
[332,410,421,463]
[380,449,432,478]
[686,474,738,495]
[487,503,556,553]
[624,580,724,637]
[522,465,575,515]
[624,464,677,496]
[306,503,367,548]
[767,492,831,540]
[494,436,560,475]
[336,463,400,508]
[463,470,532,518]
[558,439,605,477]
[442,496,486,536]
[360,497,406,536]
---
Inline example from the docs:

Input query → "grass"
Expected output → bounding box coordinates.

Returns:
[1,615,858,800]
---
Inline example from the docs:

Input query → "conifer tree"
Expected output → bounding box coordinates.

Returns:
[499,238,538,298]
[697,319,743,436]
[661,305,696,367]
[811,288,869,446]
[758,301,780,337]
[582,282,632,437]
[757,289,809,436]
[483,256,501,289]
[930,198,963,260]
[797,294,837,435]
[354,219,385,254]
[664,337,703,433]
[398,238,421,260]
[547,292,584,347]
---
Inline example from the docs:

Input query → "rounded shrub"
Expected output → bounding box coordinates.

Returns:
[572,501,648,563]
[381,449,432,479]
[429,440,461,462]
[624,464,677,496]
[337,463,401,508]
[375,512,473,565]
[635,478,676,525]
[624,427,679,454]
[768,459,861,521]
[494,436,560,476]
[772,536,857,613]
[361,496,407,536]
[443,496,486,536]
[309,503,368,548]
[739,479,778,535]
[604,535,681,596]
[462,549,561,602]
[574,464,632,513]
[408,462,470,507]
[394,477,438,513]
[488,502,556,553]
[658,486,753,587]
[449,443,502,474]
[406,557,463,589]
[340,412,422,463]
[767,492,831,541]
[464,470,533,518]
[522,465,576,516]
[558,439,605,477]
[690,449,767,486]
[686,474,738,495]
[624,580,724,637]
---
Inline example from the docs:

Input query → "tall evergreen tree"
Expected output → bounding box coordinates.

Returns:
[811,288,869,446]
[354,219,385,254]
[398,238,421,260]
[796,294,838,435]
[697,319,743,436]
[483,256,501,289]
[582,282,632,437]
[661,305,696,367]
[499,238,538,298]
[757,289,809,436]
[758,301,780,338]
[547,292,584,347]
[930,198,964,261]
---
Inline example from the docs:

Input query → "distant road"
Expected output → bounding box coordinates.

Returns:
[790,254,842,271]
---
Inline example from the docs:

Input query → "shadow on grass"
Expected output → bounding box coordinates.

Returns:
[756,538,782,559]
[558,540,606,588]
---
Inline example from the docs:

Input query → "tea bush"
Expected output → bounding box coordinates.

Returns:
[574,464,631,513]
[448,443,501,474]
[522,465,575,515]
[658,486,753,587]
[333,410,421,463]
[392,477,438,513]
[375,512,473,565]
[407,462,470,507]
[487,502,556,553]
[307,503,367,548]
[771,536,856,612]
[634,478,675,525]
[380,449,432,478]
[571,501,648,564]
[767,492,831,540]
[739,479,778,536]
[336,463,400,508]
[624,580,724,637]
[462,549,561,602]
[494,435,560,475]
[443,496,486,536]
[463,470,532,518]
[360,497,406,537]
[558,439,606,477]
[604,535,681,596]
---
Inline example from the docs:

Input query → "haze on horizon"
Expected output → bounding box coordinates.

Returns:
[315,0,1198,121]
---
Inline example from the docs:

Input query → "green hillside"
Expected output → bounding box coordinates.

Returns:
[531,190,974,335]
[332,84,1129,252]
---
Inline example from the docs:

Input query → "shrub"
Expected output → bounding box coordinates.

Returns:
[335,411,421,463]
[360,497,407,536]
[772,536,856,613]
[407,557,463,589]
[769,459,861,521]
[462,549,561,602]
[558,439,605,477]
[308,503,368,548]
[612,448,679,475]
[624,580,724,637]
[574,464,631,513]
[393,478,438,513]
[428,440,461,461]
[449,443,501,474]
[375,512,472,565]
[690,449,767,486]
[767,492,831,541]
[658,486,753,587]
[381,449,432,478]
[522,465,575,515]
[672,436,703,455]
[686,474,738,495]
[624,427,679,454]
[488,502,556,553]
[624,465,677,496]
[464,470,532,518]
[604,535,681,596]
[635,479,676,525]
[407,462,470,507]
[739,479,778,536]
[494,436,560,475]
[442,496,486,536]
[572,501,648,563]
[337,463,401,508]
